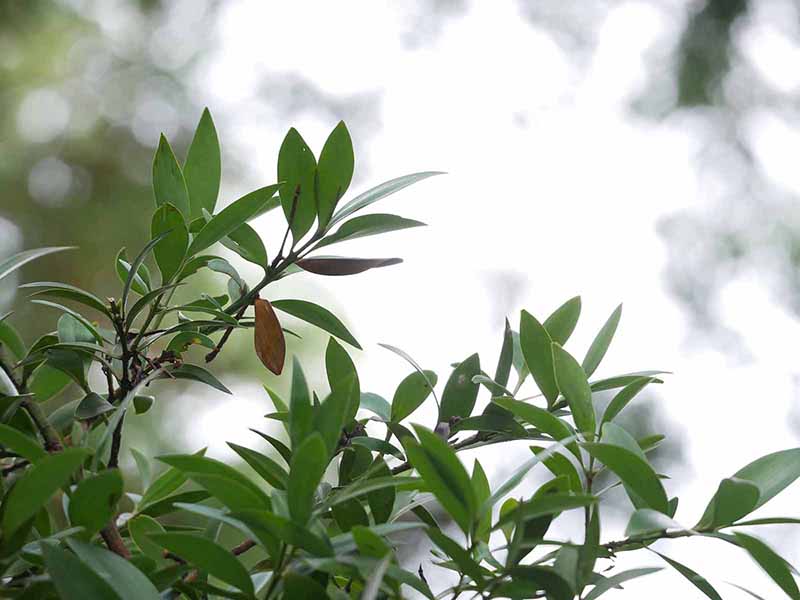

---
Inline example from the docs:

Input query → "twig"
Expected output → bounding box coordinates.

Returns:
[100,522,131,559]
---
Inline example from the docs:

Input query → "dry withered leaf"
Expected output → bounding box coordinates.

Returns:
[297,256,402,276]
[254,297,285,375]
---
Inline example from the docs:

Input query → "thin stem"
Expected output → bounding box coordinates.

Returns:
[100,522,130,559]
[22,399,62,453]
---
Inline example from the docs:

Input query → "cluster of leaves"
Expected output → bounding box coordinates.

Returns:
[0,114,799,599]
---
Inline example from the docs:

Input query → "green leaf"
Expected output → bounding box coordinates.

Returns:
[362,555,392,600]
[133,394,154,415]
[0,423,46,463]
[600,376,659,426]
[68,470,123,534]
[188,184,281,255]
[32,300,104,345]
[583,567,662,600]
[0,318,26,360]
[272,299,361,349]
[289,357,312,449]
[472,460,492,542]
[315,384,355,458]
[519,310,559,406]
[493,397,579,458]
[392,370,438,422]
[228,442,288,490]
[654,552,722,600]
[360,392,391,421]
[28,361,72,402]
[184,108,221,218]
[40,542,122,600]
[626,509,683,537]
[352,525,392,558]
[151,203,189,283]
[508,565,573,600]
[230,508,331,558]
[326,337,360,424]
[2,448,90,536]
[316,121,354,228]
[698,448,800,528]
[164,363,231,394]
[283,573,328,599]
[278,128,317,239]
[494,493,596,529]
[0,246,74,283]
[709,478,760,528]
[531,446,582,493]
[288,433,328,524]
[583,443,669,513]
[439,353,480,422]
[403,425,475,534]
[493,318,514,389]
[316,213,425,249]
[138,453,198,510]
[366,457,395,524]
[427,528,485,587]
[582,304,622,378]
[222,222,267,268]
[148,532,254,596]
[66,538,161,600]
[590,370,668,392]
[552,343,596,436]
[21,281,111,317]
[544,296,581,345]
[120,237,163,310]
[329,172,443,227]
[152,134,190,220]
[128,515,166,561]
[156,453,270,511]
[331,498,369,532]
[734,533,800,599]
[351,437,404,460]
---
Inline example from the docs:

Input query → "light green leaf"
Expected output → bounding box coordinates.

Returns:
[583,567,661,600]
[392,370,438,422]
[626,509,683,537]
[519,310,558,406]
[544,296,581,345]
[21,281,110,317]
[288,433,328,525]
[128,514,166,561]
[601,376,659,426]
[316,121,354,228]
[360,392,392,421]
[0,246,74,283]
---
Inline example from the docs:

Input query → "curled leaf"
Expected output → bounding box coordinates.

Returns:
[254,298,286,375]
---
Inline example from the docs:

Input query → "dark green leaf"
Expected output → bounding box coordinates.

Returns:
[326,337,360,424]
[128,514,167,561]
[544,296,581,345]
[519,310,559,406]
[148,532,254,596]
[331,498,369,532]
[427,528,485,587]
[493,397,578,457]
[439,353,480,422]
[654,552,722,600]
[152,134,190,219]
[75,391,114,420]
[508,565,573,600]
[734,533,800,599]
[278,128,317,239]
[625,509,683,537]
[600,376,659,426]
[184,108,221,218]
[289,357,312,448]
[582,304,622,377]
[3,448,90,536]
[0,318,26,360]
[272,299,361,349]
[367,457,395,524]
[188,184,281,255]
[151,203,188,283]
[316,214,425,249]
[283,573,328,599]
[583,567,661,600]
[360,392,392,421]
[40,542,122,600]
[288,433,328,524]
[228,442,288,490]
[552,343,596,436]
[392,370,437,422]
[0,423,46,462]
[351,437,404,460]
[67,538,161,600]
[222,222,267,268]
[316,121,354,228]
[163,363,230,394]
[68,470,123,534]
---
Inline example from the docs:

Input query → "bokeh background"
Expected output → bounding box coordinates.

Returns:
[2,0,799,597]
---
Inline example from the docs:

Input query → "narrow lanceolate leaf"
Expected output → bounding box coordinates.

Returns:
[278,127,317,239]
[392,370,438,422]
[0,318,26,360]
[329,171,444,227]
[519,310,559,406]
[128,515,166,561]
[40,543,122,600]
[552,343,596,436]
[288,433,328,525]
[223,221,267,267]
[297,256,402,276]
[583,567,662,600]
[188,184,281,255]
[316,213,425,249]
[66,538,161,600]
[164,363,230,394]
[289,357,312,448]
[228,442,288,489]
[148,533,255,596]
[439,353,480,422]
[151,203,189,283]
[184,108,221,218]
[494,318,514,389]
[582,304,622,378]
[326,337,361,423]
[543,296,581,345]
[626,509,683,537]
[121,235,165,310]
[734,533,800,600]
[3,448,90,536]
[0,246,74,283]
[21,281,111,317]
[697,448,800,529]
[0,424,46,463]
[403,425,476,534]
[316,121,354,228]
[272,299,361,349]
[601,376,659,426]
[583,443,669,513]
[654,552,723,600]
[152,134,190,220]
[254,298,285,375]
